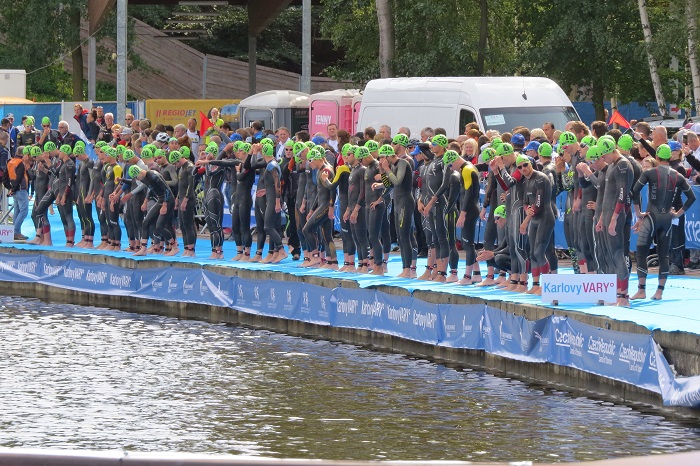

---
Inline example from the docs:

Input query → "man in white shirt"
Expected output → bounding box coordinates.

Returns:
[326,123,339,152]
[276,126,291,159]
[186,117,200,155]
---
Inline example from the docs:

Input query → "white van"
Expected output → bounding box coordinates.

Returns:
[357,77,579,138]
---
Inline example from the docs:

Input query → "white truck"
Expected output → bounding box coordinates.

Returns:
[356,76,578,138]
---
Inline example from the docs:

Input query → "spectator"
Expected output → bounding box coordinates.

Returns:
[85,110,100,143]
[326,123,339,152]
[542,122,555,143]
[73,104,90,136]
[56,120,81,147]
[6,143,29,241]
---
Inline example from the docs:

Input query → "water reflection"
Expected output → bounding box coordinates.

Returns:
[0,296,699,462]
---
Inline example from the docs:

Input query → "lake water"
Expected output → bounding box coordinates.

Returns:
[1,296,699,463]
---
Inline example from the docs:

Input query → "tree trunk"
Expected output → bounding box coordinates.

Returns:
[476,0,488,75]
[70,9,84,101]
[687,0,700,118]
[376,0,394,78]
[638,0,667,116]
[592,79,606,122]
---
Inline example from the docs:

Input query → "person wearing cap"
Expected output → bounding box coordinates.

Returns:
[594,136,633,306]
[108,148,148,252]
[630,144,695,300]
[554,130,586,273]
[490,143,529,292]
[516,154,554,295]
[664,139,691,275]
[17,117,39,147]
[343,146,370,273]
[364,138,390,267]
[37,117,60,148]
[28,141,60,245]
[171,148,197,257]
[414,141,437,277]
[323,144,353,271]
[53,144,77,247]
[7,144,30,241]
[290,141,312,262]
[227,142,259,261]
[72,144,95,248]
[476,205,511,275]
[420,134,451,281]
[97,147,123,251]
[375,143,417,278]
[475,146,505,286]
[524,140,540,161]
[257,143,287,263]
[359,142,387,274]
[510,133,526,152]
[130,165,175,257]
[280,138,301,259]
[302,147,337,269]
[408,141,428,258]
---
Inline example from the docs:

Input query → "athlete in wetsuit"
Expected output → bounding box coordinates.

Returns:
[596,137,634,307]
[630,144,695,300]
[31,143,64,247]
[361,145,386,274]
[73,144,95,248]
[27,143,53,245]
[415,145,437,279]
[110,149,148,252]
[380,143,417,278]
[556,131,584,273]
[302,147,337,269]
[344,146,370,273]
[131,165,175,256]
[475,147,502,286]
[421,135,449,282]
[230,142,255,261]
[173,149,197,257]
[291,142,310,263]
[88,142,109,249]
[327,145,353,271]
[575,145,603,273]
[194,144,230,259]
[260,143,287,263]
[517,155,554,295]
[538,142,560,275]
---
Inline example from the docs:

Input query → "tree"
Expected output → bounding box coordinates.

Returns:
[376,0,395,78]
[638,0,667,116]
[687,0,700,117]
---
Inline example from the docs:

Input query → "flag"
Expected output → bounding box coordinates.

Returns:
[199,111,214,135]
[608,110,631,129]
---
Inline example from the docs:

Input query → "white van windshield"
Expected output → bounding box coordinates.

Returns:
[480,106,579,133]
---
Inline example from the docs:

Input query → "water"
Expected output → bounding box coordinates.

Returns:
[0,296,699,463]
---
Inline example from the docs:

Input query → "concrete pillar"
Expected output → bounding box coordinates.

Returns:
[248,35,257,96]
[88,36,96,101]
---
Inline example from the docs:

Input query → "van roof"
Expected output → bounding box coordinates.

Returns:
[363,77,571,108]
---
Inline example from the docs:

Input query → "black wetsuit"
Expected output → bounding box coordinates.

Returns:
[30,158,51,233]
[140,169,175,246]
[523,170,554,277]
[496,164,528,276]
[364,159,384,266]
[578,171,599,270]
[304,163,336,260]
[329,164,353,260]
[459,164,481,271]
[632,165,695,282]
[385,157,417,269]
[76,158,95,239]
[56,158,76,239]
[541,160,559,271]
[347,162,369,264]
[231,153,258,250]
[263,159,284,253]
[177,160,197,248]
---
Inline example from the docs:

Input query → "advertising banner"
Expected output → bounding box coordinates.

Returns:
[146,99,239,128]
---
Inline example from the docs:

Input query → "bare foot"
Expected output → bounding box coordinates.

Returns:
[409,270,417,278]
[418,269,433,280]
[617,297,630,307]
[165,247,180,257]
[397,270,410,278]
[458,277,472,286]
[446,272,458,283]
[83,243,94,249]
[65,242,75,248]
[231,253,242,261]
[261,253,275,264]
[272,250,288,263]
[526,286,541,295]
[630,289,646,300]
[514,285,528,293]
[133,247,147,256]
[433,274,446,282]
[370,267,385,276]
[494,276,507,285]
[651,289,663,300]
[28,237,42,245]
[345,266,358,273]
[475,278,497,287]
[249,254,262,263]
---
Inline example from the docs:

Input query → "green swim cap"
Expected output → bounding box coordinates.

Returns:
[443,150,460,166]
[116,144,127,156]
[491,137,503,148]
[496,142,514,157]
[43,141,57,152]
[30,146,42,158]
[392,133,409,147]
[104,147,117,158]
[144,143,157,153]
[73,144,86,156]
[95,141,108,149]
[618,134,634,151]
[205,144,218,156]
[516,154,530,166]
[122,149,135,161]
[580,135,597,148]
[305,141,316,150]
[168,150,182,164]
[365,140,379,152]
[41,116,50,126]
[559,131,577,146]
[378,144,395,157]
[128,165,143,179]
[141,147,153,160]
[284,139,294,148]
[168,137,178,144]
[180,146,190,159]
[293,141,307,156]
[538,142,553,158]
[493,205,507,219]
[341,143,353,157]
[240,142,252,153]
[153,149,165,159]
[307,147,324,162]
[262,144,274,157]
[60,144,72,155]
[25,116,35,126]
[598,137,616,156]
[260,137,274,147]
[656,144,672,160]
[431,134,448,149]
[22,146,30,155]
[355,146,371,160]
[585,145,602,161]
[481,147,497,163]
